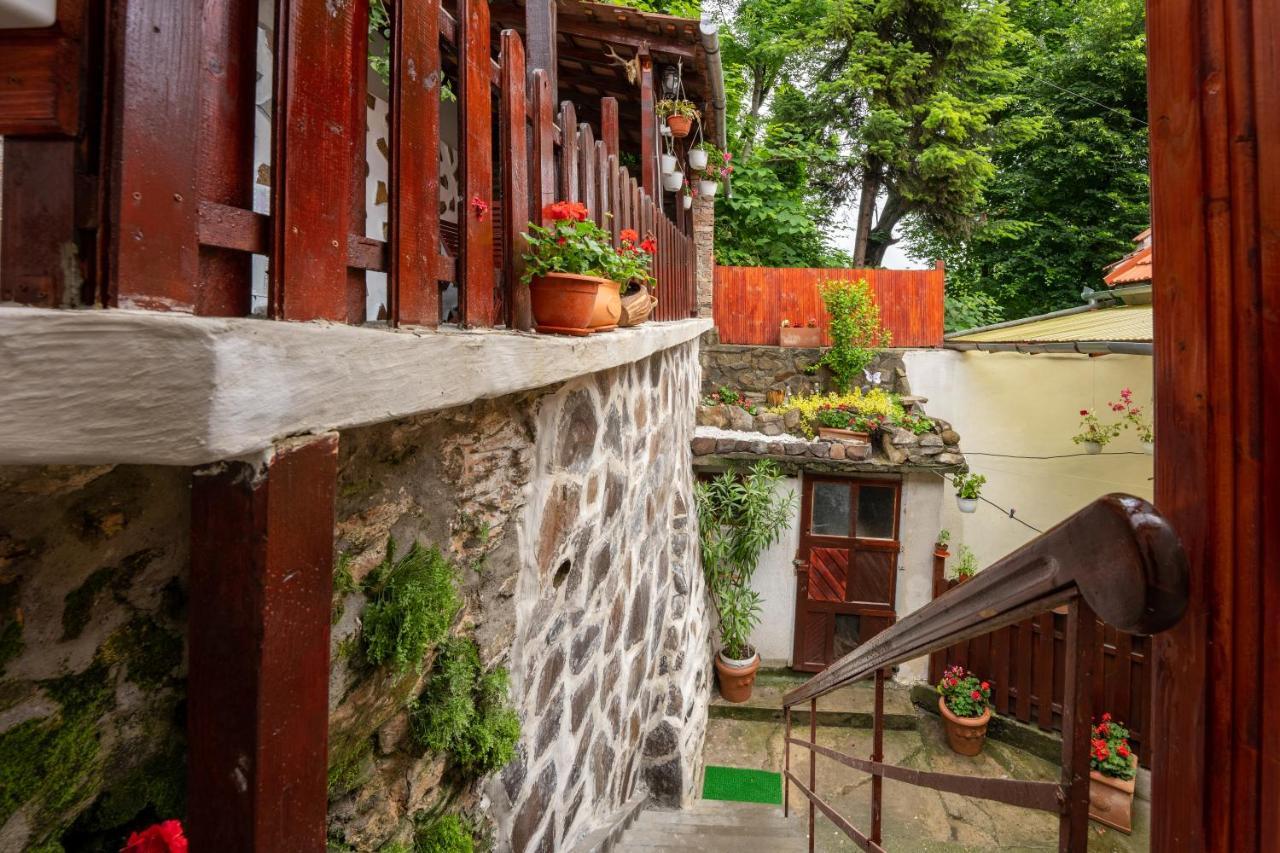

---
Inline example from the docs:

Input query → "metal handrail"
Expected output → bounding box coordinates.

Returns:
[780,494,1188,853]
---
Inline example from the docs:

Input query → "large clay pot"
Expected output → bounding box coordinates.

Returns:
[531,273,620,335]
[714,651,761,703]
[667,114,693,137]
[939,697,991,756]
[1089,757,1137,834]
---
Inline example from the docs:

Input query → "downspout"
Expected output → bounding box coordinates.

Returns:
[698,19,729,194]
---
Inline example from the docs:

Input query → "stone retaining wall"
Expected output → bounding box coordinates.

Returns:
[701,338,909,398]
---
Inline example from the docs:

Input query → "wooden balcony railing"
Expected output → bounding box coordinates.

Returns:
[781,494,1188,853]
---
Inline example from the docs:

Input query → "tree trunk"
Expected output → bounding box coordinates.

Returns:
[865,189,908,267]
[853,159,882,266]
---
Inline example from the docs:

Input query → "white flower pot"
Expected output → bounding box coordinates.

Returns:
[1082,441,1102,455]
[682,195,693,210]
[1141,441,1154,455]
[662,170,684,192]
[660,153,678,174]
[698,179,719,198]
[688,148,709,171]
[957,497,978,514]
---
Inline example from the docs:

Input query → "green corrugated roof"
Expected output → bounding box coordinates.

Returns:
[948,304,1152,344]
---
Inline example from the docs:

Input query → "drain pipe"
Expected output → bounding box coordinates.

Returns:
[699,19,730,194]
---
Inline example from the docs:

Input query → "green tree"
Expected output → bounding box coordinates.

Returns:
[907,0,1150,318]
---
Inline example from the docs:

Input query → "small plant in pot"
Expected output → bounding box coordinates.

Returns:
[688,140,711,171]
[696,460,795,703]
[656,98,699,137]
[1113,388,1154,454]
[696,146,732,198]
[953,472,986,513]
[936,665,993,755]
[1073,408,1121,454]
[1088,712,1139,833]
[951,544,978,582]
[934,528,951,558]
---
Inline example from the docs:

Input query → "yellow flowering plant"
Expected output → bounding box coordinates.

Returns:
[768,389,906,438]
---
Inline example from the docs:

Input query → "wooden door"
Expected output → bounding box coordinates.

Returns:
[792,475,900,672]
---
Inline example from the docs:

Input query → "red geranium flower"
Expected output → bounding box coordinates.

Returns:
[543,200,588,222]
[970,690,981,700]
[621,228,639,244]
[1079,409,1089,416]
[122,820,188,853]
[1102,712,1112,722]
[980,681,990,691]
[639,236,657,254]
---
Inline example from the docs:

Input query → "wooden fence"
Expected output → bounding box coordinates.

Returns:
[0,0,695,329]
[928,565,1152,767]
[713,264,945,347]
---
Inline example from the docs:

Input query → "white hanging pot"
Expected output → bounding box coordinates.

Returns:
[660,153,678,175]
[682,194,693,210]
[1141,441,1154,455]
[662,170,684,192]
[688,148,709,171]
[956,496,978,514]
[1081,441,1102,455]
[698,179,719,198]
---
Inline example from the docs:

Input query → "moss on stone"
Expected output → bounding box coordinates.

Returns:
[62,567,114,640]
[409,639,519,777]
[101,616,182,689]
[327,733,375,800]
[0,617,22,673]
[332,553,356,626]
[413,813,474,853]
[362,541,460,673]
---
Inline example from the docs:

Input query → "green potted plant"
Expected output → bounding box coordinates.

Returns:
[1072,408,1122,454]
[952,544,978,581]
[656,98,699,137]
[696,460,795,703]
[1088,712,1139,833]
[818,279,891,393]
[696,147,732,198]
[934,528,951,558]
[1114,388,1154,454]
[953,472,986,513]
[814,406,882,458]
[936,664,993,755]
[523,201,651,335]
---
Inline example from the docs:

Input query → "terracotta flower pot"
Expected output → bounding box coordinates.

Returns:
[714,651,761,703]
[779,326,823,348]
[818,427,870,444]
[531,273,620,335]
[934,546,950,559]
[666,115,693,137]
[939,697,991,756]
[1089,756,1137,834]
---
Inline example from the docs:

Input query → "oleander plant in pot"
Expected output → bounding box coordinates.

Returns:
[1089,713,1139,833]
[523,201,651,335]
[936,664,993,755]
[696,460,795,703]
[953,472,986,513]
[656,98,699,137]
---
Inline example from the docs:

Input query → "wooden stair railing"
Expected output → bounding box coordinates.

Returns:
[781,494,1188,853]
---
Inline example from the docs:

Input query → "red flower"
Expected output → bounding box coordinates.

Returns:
[556,237,567,245]
[621,228,639,244]
[980,681,990,691]
[470,195,490,219]
[639,236,657,254]
[970,690,981,700]
[543,200,588,222]
[1079,409,1089,416]
[1118,744,1130,757]
[122,820,188,853]
[1102,712,1112,722]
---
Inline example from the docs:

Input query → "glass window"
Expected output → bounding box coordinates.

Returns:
[856,485,897,540]
[811,482,851,537]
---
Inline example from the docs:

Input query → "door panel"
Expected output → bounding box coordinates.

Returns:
[808,547,848,603]
[848,549,896,609]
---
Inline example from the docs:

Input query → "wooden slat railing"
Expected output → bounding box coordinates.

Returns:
[781,494,1188,853]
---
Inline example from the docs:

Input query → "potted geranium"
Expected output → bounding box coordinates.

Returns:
[814,406,882,456]
[697,147,732,198]
[616,229,658,327]
[1089,713,1139,833]
[1114,388,1154,454]
[696,461,794,703]
[1073,408,1121,454]
[688,140,711,171]
[936,665,993,755]
[524,201,641,335]
[952,545,978,581]
[953,472,986,513]
[656,98,699,137]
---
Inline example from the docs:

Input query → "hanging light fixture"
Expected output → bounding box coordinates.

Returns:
[660,65,680,100]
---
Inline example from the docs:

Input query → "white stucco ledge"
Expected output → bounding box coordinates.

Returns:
[0,307,712,466]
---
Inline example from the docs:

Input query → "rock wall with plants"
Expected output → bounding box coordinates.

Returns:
[0,342,710,853]
[701,338,907,399]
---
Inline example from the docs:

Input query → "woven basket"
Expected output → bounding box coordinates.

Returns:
[619,288,658,327]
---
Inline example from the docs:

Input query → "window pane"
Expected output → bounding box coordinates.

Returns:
[811,482,851,537]
[856,485,896,540]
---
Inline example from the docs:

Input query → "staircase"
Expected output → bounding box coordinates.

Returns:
[612,799,807,851]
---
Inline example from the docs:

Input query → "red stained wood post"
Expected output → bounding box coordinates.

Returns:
[500,30,532,331]
[390,0,443,327]
[809,697,817,853]
[109,0,202,312]
[1058,598,1096,853]
[871,669,885,844]
[784,706,792,817]
[457,0,495,326]
[345,0,371,324]
[530,70,555,226]
[523,0,557,100]
[638,50,657,196]
[559,101,579,203]
[270,0,359,321]
[188,434,338,851]
[601,96,620,159]
[0,139,76,306]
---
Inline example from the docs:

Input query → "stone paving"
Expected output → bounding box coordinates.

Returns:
[702,685,1149,852]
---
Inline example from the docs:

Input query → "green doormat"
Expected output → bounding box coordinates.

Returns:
[702,765,783,805]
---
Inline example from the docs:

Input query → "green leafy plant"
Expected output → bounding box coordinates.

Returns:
[522,202,653,288]
[1112,388,1153,443]
[818,280,891,393]
[952,545,979,580]
[1091,713,1138,780]
[363,541,461,673]
[936,665,992,719]
[695,461,796,660]
[895,413,936,435]
[410,638,520,775]
[1072,408,1123,447]
[656,98,700,120]
[767,389,905,438]
[413,813,474,853]
[702,387,758,415]
[936,528,951,547]
[815,406,885,433]
[953,473,986,501]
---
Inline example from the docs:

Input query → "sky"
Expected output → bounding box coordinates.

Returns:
[829,193,929,270]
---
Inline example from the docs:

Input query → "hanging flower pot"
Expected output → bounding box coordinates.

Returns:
[698,179,719,198]
[660,153,678,174]
[662,170,684,192]
[666,115,693,137]
[1141,441,1153,455]
[682,194,693,210]
[688,147,709,171]
[953,472,985,514]
[1081,441,1102,455]
[957,496,978,513]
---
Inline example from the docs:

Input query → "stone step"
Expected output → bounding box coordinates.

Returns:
[614,830,806,852]
[612,800,807,853]
[631,814,796,833]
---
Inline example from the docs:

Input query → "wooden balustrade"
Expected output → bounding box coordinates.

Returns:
[2,0,698,330]
[781,494,1188,853]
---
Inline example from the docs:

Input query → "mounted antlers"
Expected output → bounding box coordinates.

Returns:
[604,45,640,85]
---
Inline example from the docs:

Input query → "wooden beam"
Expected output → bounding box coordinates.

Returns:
[552,19,696,59]
[500,30,532,331]
[390,0,442,327]
[524,0,557,96]
[0,0,84,136]
[188,434,338,851]
[639,50,656,196]
[457,0,495,326]
[530,69,556,225]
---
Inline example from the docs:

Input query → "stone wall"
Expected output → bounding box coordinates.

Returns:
[693,199,715,319]
[0,341,710,853]
[701,339,909,398]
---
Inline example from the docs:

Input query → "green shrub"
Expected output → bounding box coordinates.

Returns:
[410,639,519,776]
[363,542,460,673]
[414,814,474,853]
[818,279,891,393]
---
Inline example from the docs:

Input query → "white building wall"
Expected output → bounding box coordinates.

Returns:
[748,476,802,667]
